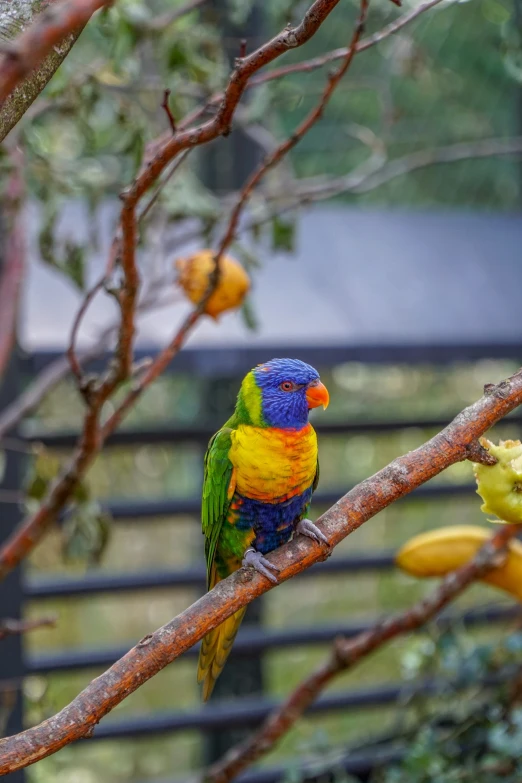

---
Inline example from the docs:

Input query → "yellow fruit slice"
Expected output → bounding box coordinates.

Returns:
[396,525,522,602]
[175,250,250,319]
[473,438,522,524]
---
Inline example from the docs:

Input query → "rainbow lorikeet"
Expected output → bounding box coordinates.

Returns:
[197,358,330,700]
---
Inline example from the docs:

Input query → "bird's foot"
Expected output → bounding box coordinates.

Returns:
[242,548,280,584]
[296,518,329,546]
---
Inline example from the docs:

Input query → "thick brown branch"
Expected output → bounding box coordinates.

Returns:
[1,373,522,773]
[0,0,86,143]
[205,524,518,783]
[0,0,114,105]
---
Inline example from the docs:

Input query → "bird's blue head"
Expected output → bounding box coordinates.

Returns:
[242,358,329,429]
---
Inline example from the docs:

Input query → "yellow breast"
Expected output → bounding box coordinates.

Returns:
[229,423,318,503]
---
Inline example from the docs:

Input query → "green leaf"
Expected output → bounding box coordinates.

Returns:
[166,41,190,70]
[61,503,112,566]
[271,215,296,253]
[240,297,258,331]
[25,448,61,501]
[63,242,85,290]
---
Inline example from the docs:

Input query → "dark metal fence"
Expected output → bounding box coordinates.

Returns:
[1,343,522,782]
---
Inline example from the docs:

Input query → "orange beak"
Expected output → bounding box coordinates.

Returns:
[306,380,329,410]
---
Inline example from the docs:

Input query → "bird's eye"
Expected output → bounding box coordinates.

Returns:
[280,381,295,392]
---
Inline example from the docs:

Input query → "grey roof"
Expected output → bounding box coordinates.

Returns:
[21,203,522,355]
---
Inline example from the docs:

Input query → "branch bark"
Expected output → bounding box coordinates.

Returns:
[0,372,522,773]
[0,0,84,141]
[0,0,113,105]
[205,523,518,783]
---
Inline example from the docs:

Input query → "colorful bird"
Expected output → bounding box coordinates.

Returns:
[197,357,330,700]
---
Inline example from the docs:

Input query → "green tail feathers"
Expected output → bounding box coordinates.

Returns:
[197,606,246,701]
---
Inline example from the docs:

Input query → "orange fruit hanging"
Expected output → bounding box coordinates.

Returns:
[175,249,251,319]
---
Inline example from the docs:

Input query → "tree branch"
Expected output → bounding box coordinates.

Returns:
[0,373,522,773]
[212,0,368,260]
[0,147,25,381]
[205,524,518,783]
[0,615,56,642]
[0,276,177,442]
[338,137,522,195]
[0,0,451,440]
[130,0,349,207]
[101,0,368,438]
[0,0,114,105]
[0,0,368,583]
[142,0,445,156]
[0,7,86,141]
[249,0,445,89]
[0,0,86,142]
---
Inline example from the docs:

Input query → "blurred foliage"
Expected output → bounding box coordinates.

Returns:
[2,0,520,293]
[25,446,113,565]
[274,626,522,783]
[278,0,522,208]
[372,627,522,783]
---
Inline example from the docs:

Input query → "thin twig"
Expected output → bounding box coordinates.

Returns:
[205,524,518,783]
[144,0,446,168]
[102,0,369,439]
[249,0,445,89]
[212,0,369,262]
[1,373,522,772]
[161,89,177,134]
[0,615,57,642]
[138,149,192,224]
[130,0,349,207]
[340,136,522,194]
[0,273,177,442]
[66,276,106,390]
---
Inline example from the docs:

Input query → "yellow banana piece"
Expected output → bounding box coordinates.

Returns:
[396,525,522,602]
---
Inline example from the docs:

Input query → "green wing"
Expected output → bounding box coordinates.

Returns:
[201,427,234,589]
[312,459,320,494]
